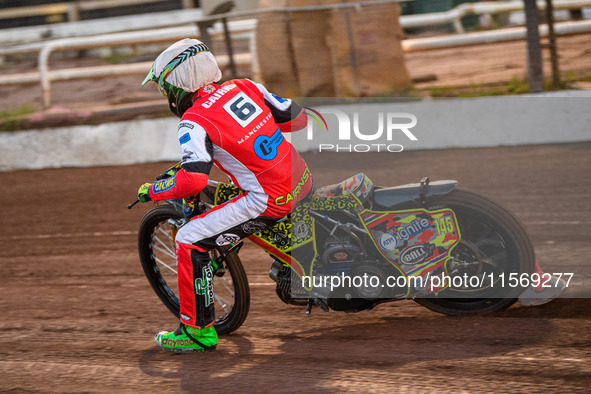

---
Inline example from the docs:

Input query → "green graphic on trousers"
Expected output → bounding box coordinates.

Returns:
[195,265,214,307]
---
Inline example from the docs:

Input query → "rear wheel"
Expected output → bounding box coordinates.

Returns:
[414,188,535,315]
[138,204,250,335]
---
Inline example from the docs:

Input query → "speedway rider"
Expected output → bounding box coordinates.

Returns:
[138,39,312,353]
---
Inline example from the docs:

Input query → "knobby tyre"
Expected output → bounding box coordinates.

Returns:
[138,204,250,335]
[414,188,535,315]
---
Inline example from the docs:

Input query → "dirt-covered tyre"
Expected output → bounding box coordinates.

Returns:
[138,204,250,335]
[414,188,535,316]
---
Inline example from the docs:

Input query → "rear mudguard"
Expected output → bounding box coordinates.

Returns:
[373,180,458,210]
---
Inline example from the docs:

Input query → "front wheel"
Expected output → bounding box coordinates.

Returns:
[138,204,250,335]
[414,188,535,315]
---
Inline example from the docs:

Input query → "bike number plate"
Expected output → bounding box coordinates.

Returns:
[360,208,461,282]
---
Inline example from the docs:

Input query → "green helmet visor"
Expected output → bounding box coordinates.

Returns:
[141,68,156,87]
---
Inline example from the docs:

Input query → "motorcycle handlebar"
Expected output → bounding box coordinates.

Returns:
[127,199,140,209]
[127,178,221,210]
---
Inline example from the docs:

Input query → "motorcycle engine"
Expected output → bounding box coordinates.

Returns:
[315,242,393,312]
[322,243,361,265]
[269,240,401,313]
[269,259,308,306]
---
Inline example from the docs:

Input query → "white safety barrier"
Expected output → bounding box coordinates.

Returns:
[400,0,591,33]
[1,91,589,171]
[1,0,590,46]
[1,0,590,108]
[0,8,205,47]
[0,0,186,25]
[0,0,590,109]
[0,21,257,108]
[2,17,590,109]
[402,19,591,52]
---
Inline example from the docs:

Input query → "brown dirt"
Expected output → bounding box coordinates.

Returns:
[405,32,591,89]
[1,143,590,392]
[0,32,590,125]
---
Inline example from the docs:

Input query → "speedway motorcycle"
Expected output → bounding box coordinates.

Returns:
[130,167,566,335]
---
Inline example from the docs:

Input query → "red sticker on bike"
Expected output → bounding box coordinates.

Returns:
[360,208,461,293]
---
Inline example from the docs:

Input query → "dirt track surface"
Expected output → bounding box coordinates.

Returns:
[406,32,591,88]
[1,143,590,392]
[1,33,591,114]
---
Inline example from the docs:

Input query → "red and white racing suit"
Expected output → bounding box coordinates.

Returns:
[147,79,312,328]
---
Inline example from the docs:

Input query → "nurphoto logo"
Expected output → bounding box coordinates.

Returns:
[306,108,418,153]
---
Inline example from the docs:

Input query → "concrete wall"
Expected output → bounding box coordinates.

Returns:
[1,91,589,171]
[291,91,591,152]
[0,118,179,171]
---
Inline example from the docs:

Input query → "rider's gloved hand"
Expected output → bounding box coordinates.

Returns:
[156,162,182,180]
[138,183,153,203]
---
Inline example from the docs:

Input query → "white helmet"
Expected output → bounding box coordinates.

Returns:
[142,38,222,117]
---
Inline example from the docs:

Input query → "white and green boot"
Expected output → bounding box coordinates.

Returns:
[154,324,218,353]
